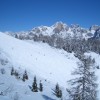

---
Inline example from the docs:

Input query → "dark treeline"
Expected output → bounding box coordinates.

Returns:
[15,33,100,55]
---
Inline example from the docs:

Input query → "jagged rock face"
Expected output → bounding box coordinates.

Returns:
[6,22,100,40]
[70,24,80,28]
[41,26,48,31]
[65,26,69,31]
[90,25,100,31]
[32,27,41,33]
[53,22,65,33]
[95,29,100,37]
[97,29,100,34]
[87,33,93,37]
[70,24,88,34]
[70,24,80,32]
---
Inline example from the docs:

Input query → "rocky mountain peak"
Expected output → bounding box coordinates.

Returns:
[53,21,69,33]
[90,25,100,31]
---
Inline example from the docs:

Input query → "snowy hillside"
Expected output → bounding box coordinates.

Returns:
[0,32,79,100]
[0,32,100,100]
[0,32,79,86]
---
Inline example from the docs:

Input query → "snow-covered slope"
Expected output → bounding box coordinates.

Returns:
[0,32,79,100]
[0,32,100,100]
[0,32,79,87]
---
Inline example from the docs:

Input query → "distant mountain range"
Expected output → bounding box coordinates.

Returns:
[3,22,100,39]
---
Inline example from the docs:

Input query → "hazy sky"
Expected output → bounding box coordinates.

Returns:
[0,0,100,32]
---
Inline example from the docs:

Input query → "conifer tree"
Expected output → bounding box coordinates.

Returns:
[22,70,28,82]
[24,70,28,80]
[32,76,38,92]
[11,67,14,75]
[39,80,43,92]
[67,56,98,100]
[14,70,19,79]
[53,83,62,98]
[22,74,25,82]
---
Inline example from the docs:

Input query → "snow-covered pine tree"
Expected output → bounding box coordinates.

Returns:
[22,70,28,82]
[11,67,14,75]
[22,74,25,82]
[14,70,19,79]
[24,70,28,80]
[39,80,43,92]
[53,83,62,98]
[15,34,18,39]
[32,76,38,92]
[67,55,98,100]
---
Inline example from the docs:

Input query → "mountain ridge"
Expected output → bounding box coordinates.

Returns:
[2,22,100,39]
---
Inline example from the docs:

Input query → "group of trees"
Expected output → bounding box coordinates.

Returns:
[9,55,98,99]
[31,76,43,92]
[11,33,100,99]
[15,32,100,55]
[10,68,43,92]
[8,55,99,99]
[11,67,19,79]
[31,76,62,98]
[11,67,28,81]
[10,67,63,98]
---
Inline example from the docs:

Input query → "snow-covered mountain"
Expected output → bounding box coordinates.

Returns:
[0,22,100,100]
[10,22,100,40]
[29,22,91,38]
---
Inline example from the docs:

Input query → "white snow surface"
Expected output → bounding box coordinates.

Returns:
[0,32,100,100]
[0,32,79,100]
[0,32,79,87]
